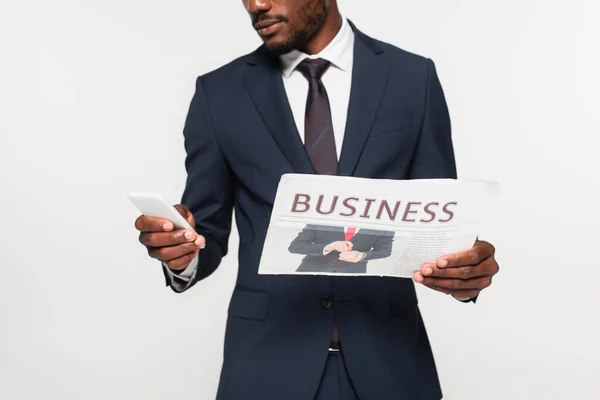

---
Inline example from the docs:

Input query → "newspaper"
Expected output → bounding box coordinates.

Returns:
[257,174,498,278]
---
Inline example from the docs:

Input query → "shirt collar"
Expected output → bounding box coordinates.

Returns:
[280,17,354,78]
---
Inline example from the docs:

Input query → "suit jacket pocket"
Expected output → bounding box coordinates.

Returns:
[369,111,413,138]
[228,286,270,321]
[389,282,418,315]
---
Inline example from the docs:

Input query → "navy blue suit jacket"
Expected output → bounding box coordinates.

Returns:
[169,22,456,400]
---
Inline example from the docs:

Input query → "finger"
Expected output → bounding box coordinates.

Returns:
[164,251,199,271]
[140,230,200,247]
[422,262,489,280]
[174,204,194,225]
[419,263,436,277]
[437,241,494,268]
[413,271,425,283]
[419,276,492,291]
[135,215,174,232]
[148,241,202,262]
[420,282,479,299]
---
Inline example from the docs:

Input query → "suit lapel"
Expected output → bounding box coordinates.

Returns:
[338,24,390,176]
[241,23,389,177]
[242,48,315,174]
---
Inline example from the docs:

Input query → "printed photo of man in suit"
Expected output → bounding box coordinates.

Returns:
[134,0,501,399]
[289,224,394,273]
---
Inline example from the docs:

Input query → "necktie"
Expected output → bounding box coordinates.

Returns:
[296,58,338,175]
[297,58,341,347]
[344,227,357,241]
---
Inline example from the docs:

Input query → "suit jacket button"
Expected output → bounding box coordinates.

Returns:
[321,295,333,309]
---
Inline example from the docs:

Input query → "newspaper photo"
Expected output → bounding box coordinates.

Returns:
[258,174,498,278]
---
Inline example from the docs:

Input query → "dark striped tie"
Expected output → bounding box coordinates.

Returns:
[296,58,338,175]
[297,58,341,347]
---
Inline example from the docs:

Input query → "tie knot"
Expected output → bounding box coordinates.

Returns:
[296,58,331,80]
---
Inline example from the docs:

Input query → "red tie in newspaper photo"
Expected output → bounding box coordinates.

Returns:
[344,227,357,241]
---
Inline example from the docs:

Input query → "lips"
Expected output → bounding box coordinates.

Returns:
[254,19,284,36]
[254,19,281,30]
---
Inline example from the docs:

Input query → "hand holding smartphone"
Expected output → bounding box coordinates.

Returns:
[127,193,193,230]
[129,193,204,270]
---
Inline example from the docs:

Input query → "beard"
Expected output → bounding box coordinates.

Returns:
[263,0,328,56]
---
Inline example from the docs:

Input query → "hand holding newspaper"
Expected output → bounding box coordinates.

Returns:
[258,174,498,278]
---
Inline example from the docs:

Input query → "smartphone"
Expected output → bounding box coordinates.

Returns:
[127,193,193,230]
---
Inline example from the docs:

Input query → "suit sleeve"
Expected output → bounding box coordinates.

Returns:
[163,75,234,293]
[288,225,328,256]
[408,59,457,180]
[363,231,394,261]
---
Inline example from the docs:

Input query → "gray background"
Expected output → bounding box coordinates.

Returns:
[1,0,599,399]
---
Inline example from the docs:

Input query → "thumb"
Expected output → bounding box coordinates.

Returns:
[174,204,195,225]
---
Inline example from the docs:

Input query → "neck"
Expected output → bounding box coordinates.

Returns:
[300,6,343,55]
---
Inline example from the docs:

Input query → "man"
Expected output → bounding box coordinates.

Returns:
[135,0,500,399]
[289,225,394,273]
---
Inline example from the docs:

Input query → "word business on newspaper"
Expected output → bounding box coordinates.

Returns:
[290,194,458,224]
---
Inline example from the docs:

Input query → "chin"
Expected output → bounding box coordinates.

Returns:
[264,40,293,56]
[262,35,295,56]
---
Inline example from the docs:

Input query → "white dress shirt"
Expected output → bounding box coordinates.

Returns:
[164,18,355,290]
[279,16,354,159]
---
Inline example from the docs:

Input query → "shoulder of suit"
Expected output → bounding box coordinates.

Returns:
[356,31,435,84]
[198,56,247,83]
[191,45,265,91]
[368,35,431,66]
[347,18,431,66]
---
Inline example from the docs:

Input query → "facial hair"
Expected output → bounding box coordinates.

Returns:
[264,0,328,56]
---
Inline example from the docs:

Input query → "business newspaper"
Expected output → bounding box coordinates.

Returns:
[257,174,498,278]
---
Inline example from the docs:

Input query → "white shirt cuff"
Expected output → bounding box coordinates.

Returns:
[453,295,473,302]
[162,255,199,290]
